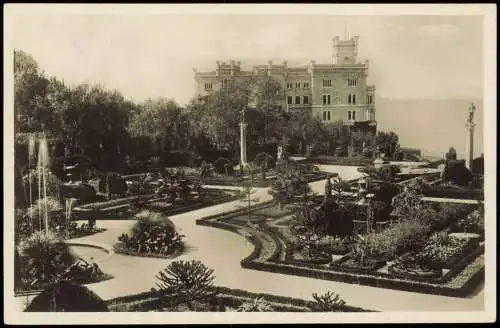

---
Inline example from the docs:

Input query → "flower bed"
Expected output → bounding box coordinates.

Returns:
[388,265,443,281]
[331,255,387,273]
[113,211,185,259]
[423,185,484,200]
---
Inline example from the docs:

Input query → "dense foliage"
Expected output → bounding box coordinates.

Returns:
[15,50,401,176]
[17,231,76,287]
[25,280,109,312]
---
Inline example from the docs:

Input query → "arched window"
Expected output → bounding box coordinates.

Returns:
[353,94,356,105]
[348,94,352,104]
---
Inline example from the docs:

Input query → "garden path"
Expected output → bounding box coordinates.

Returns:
[19,165,484,312]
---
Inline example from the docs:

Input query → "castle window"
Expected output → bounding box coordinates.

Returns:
[348,94,352,105]
[327,111,331,121]
[296,82,301,88]
[348,111,352,120]
[295,96,301,105]
[286,82,293,89]
[322,79,332,88]
[303,96,309,105]
[348,79,358,87]
[367,95,373,104]
[323,111,327,121]
[353,111,356,120]
[353,94,356,105]
[204,81,213,90]
[303,82,310,89]
[287,96,293,105]
[322,95,331,105]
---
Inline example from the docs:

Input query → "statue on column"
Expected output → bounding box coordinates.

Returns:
[468,103,476,124]
[240,107,247,124]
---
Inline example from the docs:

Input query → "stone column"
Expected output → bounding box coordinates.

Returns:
[240,122,247,166]
[465,103,476,171]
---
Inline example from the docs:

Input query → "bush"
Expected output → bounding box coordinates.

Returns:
[213,157,233,176]
[18,231,76,286]
[310,291,346,312]
[61,183,96,203]
[153,260,216,311]
[365,221,430,259]
[457,207,484,235]
[253,152,276,170]
[442,160,473,187]
[116,210,184,256]
[320,199,355,239]
[162,150,202,167]
[98,172,127,195]
[25,280,109,312]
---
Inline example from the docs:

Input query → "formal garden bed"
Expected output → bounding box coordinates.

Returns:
[73,188,240,220]
[196,193,484,297]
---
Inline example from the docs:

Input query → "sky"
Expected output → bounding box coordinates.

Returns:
[9,9,484,106]
[5,5,491,156]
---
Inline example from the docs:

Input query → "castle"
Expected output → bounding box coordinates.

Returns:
[193,35,376,131]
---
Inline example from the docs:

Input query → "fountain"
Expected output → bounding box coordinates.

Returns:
[28,136,36,233]
[36,136,50,233]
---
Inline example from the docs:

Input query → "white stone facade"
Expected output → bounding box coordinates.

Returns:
[194,35,376,126]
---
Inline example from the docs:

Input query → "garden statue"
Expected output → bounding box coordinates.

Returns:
[277,146,283,161]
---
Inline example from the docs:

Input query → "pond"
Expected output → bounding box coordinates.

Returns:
[69,245,109,262]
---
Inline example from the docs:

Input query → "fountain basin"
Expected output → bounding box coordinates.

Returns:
[66,241,114,262]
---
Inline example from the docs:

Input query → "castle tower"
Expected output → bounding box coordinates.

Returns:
[333,35,359,65]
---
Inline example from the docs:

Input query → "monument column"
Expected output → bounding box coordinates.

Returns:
[240,108,247,166]
[465,103,476,171]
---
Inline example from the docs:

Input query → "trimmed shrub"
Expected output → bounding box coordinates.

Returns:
[442,160,473,187]
[253,152,276,170]
[213,157,233,176]
[98,172,127,195]
[61,183,96,203]
[25,280,109,312]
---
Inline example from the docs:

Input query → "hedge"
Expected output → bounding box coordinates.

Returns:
[107,285,375,312]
